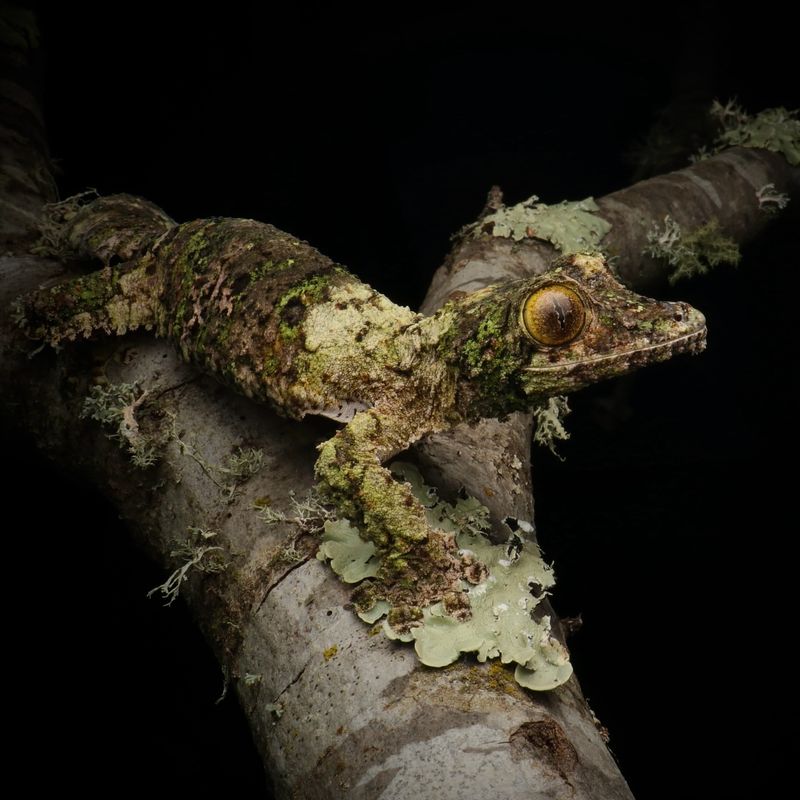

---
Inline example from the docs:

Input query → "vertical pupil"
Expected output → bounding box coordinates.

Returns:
[548,294,571,331]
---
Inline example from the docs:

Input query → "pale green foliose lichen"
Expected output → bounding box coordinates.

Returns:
[316,518,381,583]
[471,195,611,253]
[358,599,392,624]
[316,462,573,691]
[712,101,800,165]
[407,527,572,691]
[692,101,800,165]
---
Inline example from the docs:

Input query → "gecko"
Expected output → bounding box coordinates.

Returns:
[21,194,706,620]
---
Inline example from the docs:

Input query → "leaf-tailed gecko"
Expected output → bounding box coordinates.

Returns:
[21,194,706,618]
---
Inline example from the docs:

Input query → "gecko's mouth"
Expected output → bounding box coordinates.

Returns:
[523,327,707,375]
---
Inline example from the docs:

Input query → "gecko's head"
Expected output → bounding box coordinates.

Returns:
[446,252,706,415]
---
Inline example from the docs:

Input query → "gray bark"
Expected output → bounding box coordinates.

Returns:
[2,15,797,799]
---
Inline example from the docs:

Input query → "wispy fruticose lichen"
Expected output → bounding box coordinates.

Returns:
[468,195,611,253]
[264,702,284,720]
[533,396,571,460]
[692,101,800,165]
[81,381,162,467]
[645,215,741,283]
[256,490,332,533]
[756,183,790,215]
[147,526,226,606]
[221,447,264,482]
[171,427,265,502]
[315,462,573,691]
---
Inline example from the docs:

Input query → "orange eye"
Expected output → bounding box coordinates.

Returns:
[521,285,586,346]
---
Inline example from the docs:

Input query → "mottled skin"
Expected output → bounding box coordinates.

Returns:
[22,195,706,616]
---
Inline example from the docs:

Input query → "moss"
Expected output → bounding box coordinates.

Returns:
[351,579,384,613]
[276,274,332,312]
[278,321,301,342]
[459,662,522,697]
[262,354,279,376]
[457,302,529,416]
[387,604,424,630]
[249,258,296,283]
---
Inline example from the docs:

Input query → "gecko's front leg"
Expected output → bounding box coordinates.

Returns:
[315,404,476,620]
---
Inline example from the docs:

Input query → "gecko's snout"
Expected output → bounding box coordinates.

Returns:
[665,300,707,354]
[673,300,704,327]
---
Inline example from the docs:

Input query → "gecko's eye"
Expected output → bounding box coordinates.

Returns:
[521,285,586,346]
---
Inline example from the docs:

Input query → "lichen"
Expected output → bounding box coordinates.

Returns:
[708,101,800,165]
[468,195,611,253]
[147,526,227,606]
[171,427,265,503]
[264,702,284,720]
[315,518,381,583]
[256,489,332,533]
[644,215,741,283]
[220,446,264,483]
[532,396,571,460]
[408,523,572,691]
[315,462,573,691]
[80,381,165,467]
[756,183,790,215]
[322,645,338,661]
[272,271,342,351]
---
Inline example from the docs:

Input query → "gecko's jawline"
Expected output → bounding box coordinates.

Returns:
[523,327,707,373]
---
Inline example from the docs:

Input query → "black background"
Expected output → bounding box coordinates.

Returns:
[9,3,799,798]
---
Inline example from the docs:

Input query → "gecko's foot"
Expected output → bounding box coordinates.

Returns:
[355,529,488,634]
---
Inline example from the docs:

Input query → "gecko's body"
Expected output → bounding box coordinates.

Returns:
[22,195,706,618]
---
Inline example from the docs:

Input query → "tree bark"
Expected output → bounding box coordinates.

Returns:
[2,16,797,800]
